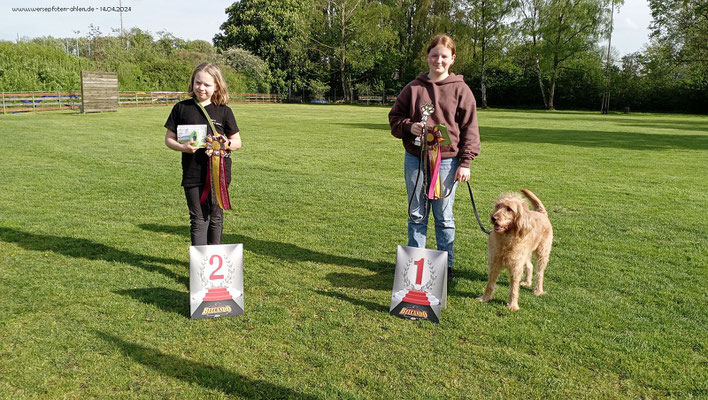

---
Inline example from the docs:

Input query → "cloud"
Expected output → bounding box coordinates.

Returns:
[624,17,639,30]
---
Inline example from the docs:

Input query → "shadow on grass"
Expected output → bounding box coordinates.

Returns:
[314,290,389,314]
[452,267,487,284]
[325,270,392,292]
[615,120,708,133]
[0,227,188,287]
[324,265,487,301]
[336,121,708,151]
[483,127,708,151]
[95,331,320,399]
[138,224,393,272]
[114,287,188,317]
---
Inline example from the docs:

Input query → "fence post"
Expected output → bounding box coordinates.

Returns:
[32,92,36,112]
[57,91,61,109]
[135,92,138,107]
[2,92,5,114]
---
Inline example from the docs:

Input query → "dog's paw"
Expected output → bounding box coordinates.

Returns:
[520,281,532,287]
[506,303,520,311]
[476,296,490,303]
[533,289,546,296]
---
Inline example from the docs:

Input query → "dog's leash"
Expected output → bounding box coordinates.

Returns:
[407,130,455,224]
[407,145,430,224]
[466,181,492,235]
[407,144,455,224]
[409,152,491,236]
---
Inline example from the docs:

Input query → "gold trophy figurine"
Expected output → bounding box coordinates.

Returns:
[415,103,435,146]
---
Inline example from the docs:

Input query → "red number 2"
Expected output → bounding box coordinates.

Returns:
[209,255,224,280]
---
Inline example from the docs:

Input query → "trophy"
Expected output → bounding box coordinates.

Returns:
[414,103,435,146]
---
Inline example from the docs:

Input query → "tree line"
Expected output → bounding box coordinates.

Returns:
[214,0,706,113]
[0,28,258,94]
[1,0,705,113]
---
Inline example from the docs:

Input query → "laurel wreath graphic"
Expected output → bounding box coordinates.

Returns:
[402,258,412,288]
[199,254,236,288]
[421,258,436,292]
[222,254,235,286]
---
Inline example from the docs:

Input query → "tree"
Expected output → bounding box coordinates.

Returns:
[310,0,398,102]
[610,52,647,110]
[222,47,271,92]
[519,0,606,109]
[648,0,707,79]
[460,0,518,108]
[214,0,312,96]
[392,0,457,85]
[600,0,618,114]
[309,79,331,100]
[517,0,550,108]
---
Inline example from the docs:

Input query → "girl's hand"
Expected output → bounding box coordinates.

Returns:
[182,141,199,154]
[455,166,470,182]
[410,122,425,137]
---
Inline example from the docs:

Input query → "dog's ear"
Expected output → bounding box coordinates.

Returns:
[514,201,531,236]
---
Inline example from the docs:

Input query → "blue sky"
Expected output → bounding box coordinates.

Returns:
[2,0,653,56]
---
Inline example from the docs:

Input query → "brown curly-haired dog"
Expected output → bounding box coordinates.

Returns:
[476,189,553,311]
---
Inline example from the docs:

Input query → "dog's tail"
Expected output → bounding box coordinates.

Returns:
[520,189,547,214]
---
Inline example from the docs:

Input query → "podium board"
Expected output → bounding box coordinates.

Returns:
[390,246,448,323]
[189,244,244,319]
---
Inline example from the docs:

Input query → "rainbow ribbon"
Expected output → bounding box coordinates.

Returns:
[200,134,232,210]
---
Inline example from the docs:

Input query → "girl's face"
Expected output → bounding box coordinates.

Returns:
[193,71,216,103]
[427,44,455,76]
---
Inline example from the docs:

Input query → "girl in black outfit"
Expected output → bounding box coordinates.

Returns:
[164,62,242,245]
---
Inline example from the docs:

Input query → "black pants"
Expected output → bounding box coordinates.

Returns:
[184,185,223,245]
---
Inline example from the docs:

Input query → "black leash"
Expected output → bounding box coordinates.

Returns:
[407,145,429,224]
[405,117,487,236]
[466,181,492,235]
[407,143,455,224]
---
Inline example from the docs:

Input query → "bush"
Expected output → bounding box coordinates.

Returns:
[0,33,270,94]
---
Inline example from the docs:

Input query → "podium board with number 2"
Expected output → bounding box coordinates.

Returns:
[189,244,244,319]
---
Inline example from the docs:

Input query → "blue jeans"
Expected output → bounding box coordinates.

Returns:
[404,151,459,268]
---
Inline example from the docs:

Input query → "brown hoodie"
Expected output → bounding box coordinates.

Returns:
[388,72,480,168]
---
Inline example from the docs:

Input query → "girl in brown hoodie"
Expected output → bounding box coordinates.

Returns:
[388,34,481,272]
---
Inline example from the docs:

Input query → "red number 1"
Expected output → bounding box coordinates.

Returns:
[414,258,425,285]
[209,255,224,280]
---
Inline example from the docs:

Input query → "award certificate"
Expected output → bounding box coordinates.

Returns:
[177,125,208,147]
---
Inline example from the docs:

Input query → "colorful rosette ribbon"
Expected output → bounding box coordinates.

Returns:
[200,134,232,210]
[426,125,446,200]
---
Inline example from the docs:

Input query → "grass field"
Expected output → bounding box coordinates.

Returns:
[1,104,706,399]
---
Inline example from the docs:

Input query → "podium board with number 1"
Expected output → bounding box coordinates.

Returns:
[389,246,448,323]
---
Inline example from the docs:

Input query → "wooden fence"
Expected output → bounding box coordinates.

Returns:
[358,95,398,104]
[1,91,282,114]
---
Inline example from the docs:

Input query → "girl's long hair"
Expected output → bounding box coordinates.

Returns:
[188,62,230,105]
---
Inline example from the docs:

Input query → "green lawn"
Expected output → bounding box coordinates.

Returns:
[1,104,706,399]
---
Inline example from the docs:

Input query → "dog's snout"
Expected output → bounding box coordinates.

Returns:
[491,215,498,223]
